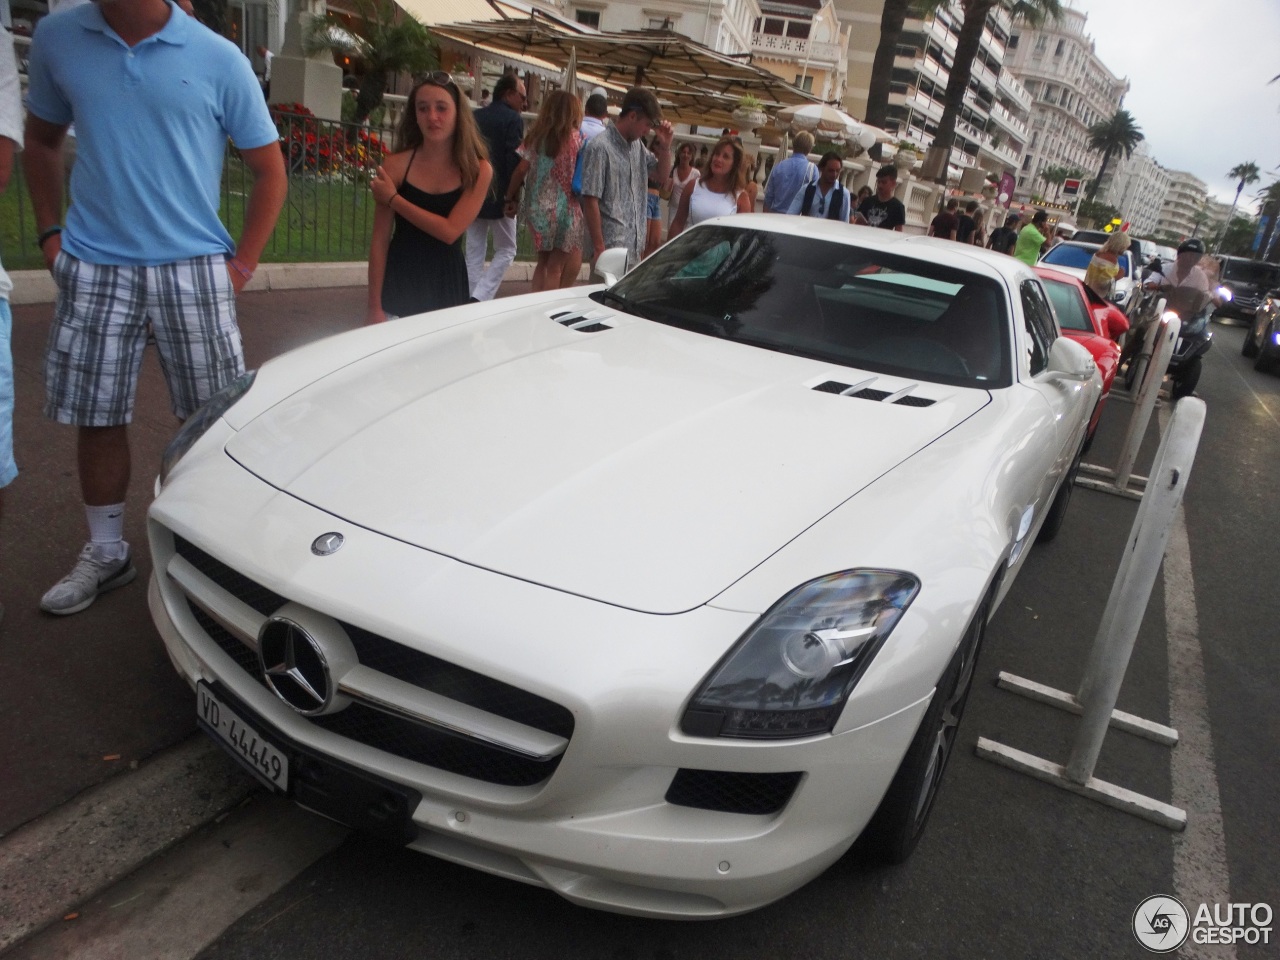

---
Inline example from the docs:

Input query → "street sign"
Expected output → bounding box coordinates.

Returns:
[1063,178,1081,197]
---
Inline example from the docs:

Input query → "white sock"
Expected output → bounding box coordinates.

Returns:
[85,503,128,561]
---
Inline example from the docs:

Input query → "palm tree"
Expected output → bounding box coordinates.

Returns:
[1085,109,1143,202]
[1220,161,1262,251]
[863,1,942,156]
[925,0,1064,184]
[1038,164,1067,200]
[306,0,439,126]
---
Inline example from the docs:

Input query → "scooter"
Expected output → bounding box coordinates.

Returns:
[1122,288,1228,399]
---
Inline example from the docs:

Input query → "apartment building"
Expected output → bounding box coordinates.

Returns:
[1102,143,1170,237]
[751,0,848,103]
[1002,5,1128,201]
[841,0,1032,180]
[560,0,761,55]
[1156,170,1208,241]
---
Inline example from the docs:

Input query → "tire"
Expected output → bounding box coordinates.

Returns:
[1036,439,1084,544]
[857,597,989,866]
[1242,324,1259,358]
[1256,331,1278,374]
[1171,356,1201,400]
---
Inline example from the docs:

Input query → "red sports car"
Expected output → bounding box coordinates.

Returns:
[1035,266,1129,438]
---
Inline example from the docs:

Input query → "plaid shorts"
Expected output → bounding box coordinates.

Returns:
[44,252,245,426]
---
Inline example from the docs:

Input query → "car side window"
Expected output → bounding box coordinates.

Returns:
[1020,281,1057,375]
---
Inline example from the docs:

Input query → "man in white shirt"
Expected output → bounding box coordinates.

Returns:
[787,152,850,221]
[1147,238,1220,320]
[580,91,608,143]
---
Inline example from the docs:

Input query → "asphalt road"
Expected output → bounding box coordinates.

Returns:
[5,300,1276,958]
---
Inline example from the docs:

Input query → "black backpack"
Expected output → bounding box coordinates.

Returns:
[800,183,846,220]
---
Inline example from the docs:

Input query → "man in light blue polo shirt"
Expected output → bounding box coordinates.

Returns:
[25,0,286,616]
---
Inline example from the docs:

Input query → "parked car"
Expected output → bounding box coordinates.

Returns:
[1035,265,1128,442]
[1242,287,1280,372]
[148,219,1100,919]
[1071,230,1151,270]
[1039,240,1141,315]
[1214,256,1280,321]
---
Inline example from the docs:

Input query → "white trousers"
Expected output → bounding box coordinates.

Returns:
[465,217,518,301]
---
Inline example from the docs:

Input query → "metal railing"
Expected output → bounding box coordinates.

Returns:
[1,108,543,272]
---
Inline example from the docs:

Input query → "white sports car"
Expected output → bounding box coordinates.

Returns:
[148,216,1100,919]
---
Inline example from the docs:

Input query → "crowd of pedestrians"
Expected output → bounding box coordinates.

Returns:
[0,0,1066,621]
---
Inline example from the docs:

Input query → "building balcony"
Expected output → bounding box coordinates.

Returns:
[986,101,1028,139]
[996,70,1033,111]
[889,85,945,123]
[751,32,841,64]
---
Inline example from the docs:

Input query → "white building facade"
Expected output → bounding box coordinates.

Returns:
[1102,143,1170,237]
[561,0,761,55]
[1156,170,1207,241]
[1003,6,1128,202]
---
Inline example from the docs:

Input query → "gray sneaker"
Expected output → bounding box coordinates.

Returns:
[40,544,137,616]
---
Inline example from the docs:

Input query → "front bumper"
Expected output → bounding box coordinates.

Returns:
[148,440,931,918]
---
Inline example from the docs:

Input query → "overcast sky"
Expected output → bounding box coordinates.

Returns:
[1063,0,1280,210]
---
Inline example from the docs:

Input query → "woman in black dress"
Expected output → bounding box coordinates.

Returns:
[367,73,493,322]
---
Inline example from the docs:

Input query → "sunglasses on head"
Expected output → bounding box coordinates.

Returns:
[423,71,457,89]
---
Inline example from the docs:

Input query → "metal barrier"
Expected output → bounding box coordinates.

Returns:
[976,396,1207,830]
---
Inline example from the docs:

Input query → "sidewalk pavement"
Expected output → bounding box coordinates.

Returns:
[0,271,537,952]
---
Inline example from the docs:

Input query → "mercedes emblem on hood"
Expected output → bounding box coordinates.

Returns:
[311,532,344,556]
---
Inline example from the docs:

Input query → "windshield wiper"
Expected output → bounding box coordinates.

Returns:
[597,288,630,309]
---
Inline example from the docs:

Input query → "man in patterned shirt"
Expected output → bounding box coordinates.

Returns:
[580,87,673,270]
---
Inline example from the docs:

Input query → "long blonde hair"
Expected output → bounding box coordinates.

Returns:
[396,76,490,192]
[523,90,582,158]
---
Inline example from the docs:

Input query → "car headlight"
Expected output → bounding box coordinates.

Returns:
[159,370,257,486]
[681,570,919,740]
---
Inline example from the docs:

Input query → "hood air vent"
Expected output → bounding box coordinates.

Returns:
[549,307,615,334]
[813,379,937,408]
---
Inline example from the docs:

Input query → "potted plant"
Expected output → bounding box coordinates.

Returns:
[892,139,918,170]
[732,94,768,129]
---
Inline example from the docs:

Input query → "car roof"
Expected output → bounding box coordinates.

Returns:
[726,214,1037,287]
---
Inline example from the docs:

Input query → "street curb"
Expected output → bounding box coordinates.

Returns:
[0,735,254,953]
[9,260,568,307]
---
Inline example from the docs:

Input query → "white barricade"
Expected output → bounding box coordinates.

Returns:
[975,397,1206,831]
[1077,312,1180,501]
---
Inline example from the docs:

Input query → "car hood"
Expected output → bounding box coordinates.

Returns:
[226,300,991,613]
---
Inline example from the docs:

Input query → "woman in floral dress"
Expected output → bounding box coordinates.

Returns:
[504,90,583,292]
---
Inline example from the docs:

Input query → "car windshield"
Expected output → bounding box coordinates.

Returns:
[591,225,1011,388]
[1041,278,1094,333]
[1042,244,1130,275]
[1221,259,1280,287]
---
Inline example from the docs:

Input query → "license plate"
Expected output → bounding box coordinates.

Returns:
[197,683,289,792]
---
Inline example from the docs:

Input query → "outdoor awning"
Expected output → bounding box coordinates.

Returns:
[429,17,824,128]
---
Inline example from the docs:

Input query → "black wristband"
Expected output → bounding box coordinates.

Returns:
[37,225,62,250]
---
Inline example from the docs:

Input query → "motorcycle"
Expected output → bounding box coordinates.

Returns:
[1126,281,1223,399]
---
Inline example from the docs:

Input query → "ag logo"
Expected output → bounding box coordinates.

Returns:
[1133,895,1190,953]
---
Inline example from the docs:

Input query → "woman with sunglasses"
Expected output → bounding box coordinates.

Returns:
[367,73,492,323]
[666,136,751,240]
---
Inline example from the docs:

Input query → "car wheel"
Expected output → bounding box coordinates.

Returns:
[1256,324,1278,374]
[1242,323,1260,358]
[1171,356,1201,400]
[857,596,989,866]
[1036,439,1083,544]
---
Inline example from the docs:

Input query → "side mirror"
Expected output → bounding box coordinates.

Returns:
[1045,336,1096,381]
[1105,312,1130,342]
[593,248,630,287]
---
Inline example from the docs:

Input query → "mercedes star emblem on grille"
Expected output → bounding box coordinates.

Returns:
[258,618,331,715]
[311,532,344,556]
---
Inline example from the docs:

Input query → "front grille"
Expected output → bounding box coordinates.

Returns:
[665,769,802,815]
[173,535,573,785]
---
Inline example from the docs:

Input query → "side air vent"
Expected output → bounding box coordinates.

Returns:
[812,379,936,407]
[549,307,615,333]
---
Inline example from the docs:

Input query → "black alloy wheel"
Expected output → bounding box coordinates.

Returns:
[857,596,990,866]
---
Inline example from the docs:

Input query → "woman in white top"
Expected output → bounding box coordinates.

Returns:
[664,142,699,231]
[667,136,752,240]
